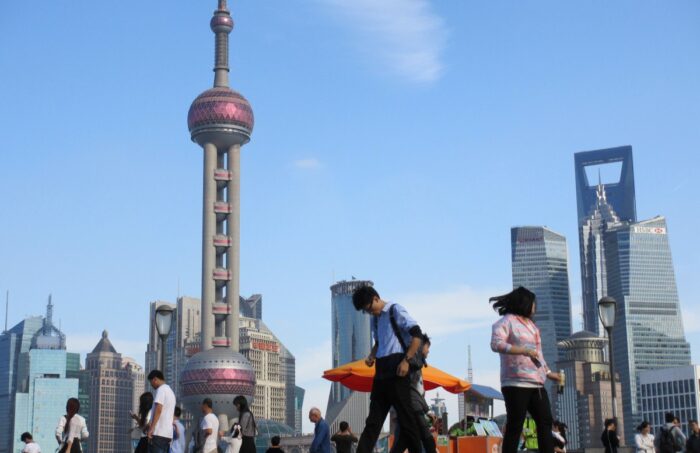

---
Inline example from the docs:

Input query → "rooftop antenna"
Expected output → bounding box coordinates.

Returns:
[467,344,473,382]
[4,290,8,333]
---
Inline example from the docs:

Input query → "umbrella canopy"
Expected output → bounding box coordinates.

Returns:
[323,359,471,394]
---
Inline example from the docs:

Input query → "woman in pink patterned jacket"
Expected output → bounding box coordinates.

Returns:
[490,287,561,453]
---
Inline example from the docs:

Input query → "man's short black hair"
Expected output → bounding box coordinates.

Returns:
[174,406,182,417]
[665,412,676,423]
[422,334,431,345]
[339,421,349,431]
[271,435,281,446]
[202,398,213,408]
[604,418,616,428]
[148,370,164,381]
[352,286,379,311]
[20,432,32,442]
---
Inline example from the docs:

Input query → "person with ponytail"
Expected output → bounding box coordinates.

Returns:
[130,392,154,453]
[490,287,560,453]
[55,397,88,453]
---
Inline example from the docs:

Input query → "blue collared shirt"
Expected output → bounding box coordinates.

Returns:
[310,418,330,453]
[372,302,418,358]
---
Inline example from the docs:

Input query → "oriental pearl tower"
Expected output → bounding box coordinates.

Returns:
[180,0,256,422]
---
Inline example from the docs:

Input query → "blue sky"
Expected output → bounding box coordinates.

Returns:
[1,0,699,432]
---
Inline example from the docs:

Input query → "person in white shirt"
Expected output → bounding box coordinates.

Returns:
[201,398,220,453]
[635,421,655,453]
[170,406,186,453]
[55,398,89,453]
[147,369,177,453]
[21,432,41,453]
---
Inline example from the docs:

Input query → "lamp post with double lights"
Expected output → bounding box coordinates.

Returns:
[155,305,175,375]
[598,296,617,419]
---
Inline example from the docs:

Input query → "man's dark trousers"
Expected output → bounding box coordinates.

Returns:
[357,374,422,453]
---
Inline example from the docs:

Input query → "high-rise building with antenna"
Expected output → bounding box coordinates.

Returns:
[179,0,257,422]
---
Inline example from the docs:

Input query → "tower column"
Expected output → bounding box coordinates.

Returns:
[225,144,241,350]
[201,142,217,351]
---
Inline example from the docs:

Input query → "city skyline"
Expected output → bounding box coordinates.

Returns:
[1,0,699,434]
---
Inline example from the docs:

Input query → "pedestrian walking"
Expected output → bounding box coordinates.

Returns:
[309,408,330,453]
[687,420,700,453]
[658,412,685,453]
[200,398,219,453]
[171,406,186,453]
[522,415,538,452]
[147,370,177,453]
[234,395,257,453]
[601,418,619,453]
[131,392,154,453]
[55,398,88,453]
[490,287,560,453]
[21,432,41,453]
[352,286,425,453]
[331,422,358,453]
[552,421,566,453]
[390,334,436,453]
[634,421,654,453]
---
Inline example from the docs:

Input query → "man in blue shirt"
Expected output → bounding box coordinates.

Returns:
[353,286,425,453]
[309,408,330,453]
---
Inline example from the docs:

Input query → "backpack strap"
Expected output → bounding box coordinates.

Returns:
[389,304,408,353]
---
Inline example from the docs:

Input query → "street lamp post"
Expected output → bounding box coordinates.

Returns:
[598,296,617,420]
[155,305,175,375]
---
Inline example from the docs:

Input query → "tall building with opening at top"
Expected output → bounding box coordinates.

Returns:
[573,147,690,442]
[511,226,572,405]
[326,279,373,433]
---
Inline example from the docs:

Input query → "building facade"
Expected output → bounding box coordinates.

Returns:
[556,331,624,450]
[575,146,636,335]
[294,386,305,434]
[0,316,43,453]
[239,317,287,424]
[511,226,572,403]
[604,216,691,440]
[326,279,373,433]
[86,331,143,453]
[66,352,91,427]
[638,365,700,435]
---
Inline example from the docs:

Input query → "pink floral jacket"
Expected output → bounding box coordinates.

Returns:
[490,314,549,386]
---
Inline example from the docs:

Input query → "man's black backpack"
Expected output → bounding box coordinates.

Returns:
[658,426,683,453]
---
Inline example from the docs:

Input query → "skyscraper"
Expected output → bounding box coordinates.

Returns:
[240,294,262,320]
[575,146,636,335]
[326,279,373,433]
[604,216,691,439]
[86,331,144,453]
[180,0,257,421]
[556,331,624,450]
[511,226,572,402]
[10,298,77,453]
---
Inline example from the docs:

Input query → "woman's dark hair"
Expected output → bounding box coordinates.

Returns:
[637,421,650,432]
[138,392,154,427]
[604,418,616,429]
[352,286,379,311]
[233,395,250,414]
[64,398,80,434]
[422,334,431,345]
[489,287,536,318]
[339,421,349,431]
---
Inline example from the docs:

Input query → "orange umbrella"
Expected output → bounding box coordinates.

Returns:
[323,359,471,394]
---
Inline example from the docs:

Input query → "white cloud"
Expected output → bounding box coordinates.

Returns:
[397,285,499,336]
[320,0,447,83]
[294,158,323,170]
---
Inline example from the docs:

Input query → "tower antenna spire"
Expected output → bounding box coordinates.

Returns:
[4,290,8,333]
[467,344,473,382]
[211,0,233,87]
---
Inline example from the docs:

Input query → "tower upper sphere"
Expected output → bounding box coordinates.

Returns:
[188,0,253,147]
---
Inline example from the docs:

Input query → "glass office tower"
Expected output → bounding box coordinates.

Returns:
[511,226,573,404]
[326,279,373,433]
[575,146,636,335]
[605,216,691,440]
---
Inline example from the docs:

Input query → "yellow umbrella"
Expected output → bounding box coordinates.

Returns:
[323,359,471,394]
